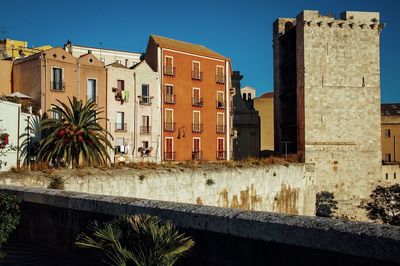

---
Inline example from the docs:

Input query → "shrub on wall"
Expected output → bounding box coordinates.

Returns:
[361,184,400,225]
[47,174,65,190]
[76,214,194,266]
[0,192,21,259]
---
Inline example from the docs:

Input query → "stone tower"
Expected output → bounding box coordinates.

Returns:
[274,10,383,218]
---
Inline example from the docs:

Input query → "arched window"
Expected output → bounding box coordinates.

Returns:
[242,93,246,101]
[248,93,252,101]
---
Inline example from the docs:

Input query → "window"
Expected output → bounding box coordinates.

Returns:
[52,67,63,91]
[216,66,225,83]
[116,112,125,131]
[386,173,389,180]
[141,115,150,134]
[217,138,225,159]
[142,141,149,149]
[217,91,224,108]
[395,173,397,179]
[164,56,174,75]
[248,93,252,101]
[52,108,60,120]
[165,137,174,160]
[117,80,125,91]
[192,111,201,132]
[140,84,150,105]
[192,88,202,106]
[192,138,201,160]
[192,61,201,80]
[242,93,246,101]
[87,79,97,103]
[164,84,175,104]
[385,129,391,138]
[217,113,225,133]
[115,138,126,154]
[165,109,174,131]
[385,153,392,162]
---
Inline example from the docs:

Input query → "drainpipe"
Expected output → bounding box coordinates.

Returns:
[77,63,80,100]
[16,105,21,168]
[133,72,137,160]
[43,56,47,113]
[394,134,397,162]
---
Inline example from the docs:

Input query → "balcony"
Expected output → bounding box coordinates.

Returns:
[164,122,176,132]
[216,75,225,84]
[140,126,151,135]
[192,123,203,133]
[115,123,127,132]
[164,151,176,161]
[192,98,204,107]
[139,96,152,105]
[217,151,226,160]
[51,81,65,91]
[86,95,99,104]
[164,94,175,104]
[191,71,203,80]
[192,151,203,160]
[216,125,226,134]
[216,100,225,109]
[164,66,175,76]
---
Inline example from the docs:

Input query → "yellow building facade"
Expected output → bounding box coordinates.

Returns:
[0,39,51,59]
[254,92,274,153]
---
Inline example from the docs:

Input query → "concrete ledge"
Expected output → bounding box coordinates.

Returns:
[1,185,400,264]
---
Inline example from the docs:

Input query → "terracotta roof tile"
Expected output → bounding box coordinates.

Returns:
[258,91,274,98]
[150,35,229,60]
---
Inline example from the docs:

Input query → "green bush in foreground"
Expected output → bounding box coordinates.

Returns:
[0,192,21,259]
[76,214,194,266]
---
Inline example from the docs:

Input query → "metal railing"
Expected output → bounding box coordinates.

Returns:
[164,122,176,132]
[164,94,175,104]
[164,151,176,161]
[51,81,65,91]
[191,71,203,80]
[216,74,225,84]
[115,123,127,132]
[192,123,203,133]
[216,151,226,160]
[140,126,151,134]
[139,96,151,105]
[216,125,226,134]
[192,98,204,107]
[216,100,225,109]
[192,151,203,160]
[164,66,175,76]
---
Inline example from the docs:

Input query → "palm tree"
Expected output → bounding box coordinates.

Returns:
[19,114,46,166]
[75,214,194,266]
[38,97,112,168]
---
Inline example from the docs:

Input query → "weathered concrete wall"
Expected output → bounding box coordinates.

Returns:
[0,164,316,216]
[1,185,399,265]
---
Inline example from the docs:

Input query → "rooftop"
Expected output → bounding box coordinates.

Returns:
[150,34,229,60]
[381,103,400,116]
[258,91,274,98]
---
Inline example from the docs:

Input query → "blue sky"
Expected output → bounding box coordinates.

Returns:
[1,0,398,102]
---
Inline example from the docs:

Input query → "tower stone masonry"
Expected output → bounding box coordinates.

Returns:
[274,10,383,219]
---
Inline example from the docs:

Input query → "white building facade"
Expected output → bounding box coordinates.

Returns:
[132,61,161,162]
[64,41,141,68]
[0,100,30,171]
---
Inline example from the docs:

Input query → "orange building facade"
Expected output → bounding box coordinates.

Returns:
[381,104,400,163]
[12,47,106,126]
[145,35,233,161]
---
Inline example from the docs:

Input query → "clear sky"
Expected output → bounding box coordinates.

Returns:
[1,0,398,102]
